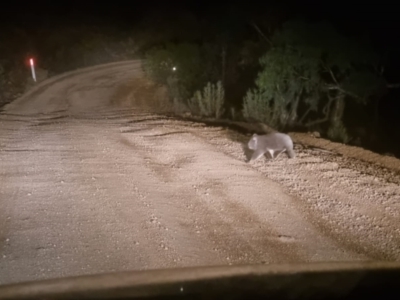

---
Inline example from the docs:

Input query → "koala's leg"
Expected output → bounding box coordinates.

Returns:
[273,149,286,159]
[286,148,295,158]
[248,149,265,162]
[267,149,275,159]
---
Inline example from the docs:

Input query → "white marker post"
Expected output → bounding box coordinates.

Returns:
[30,58,36,82]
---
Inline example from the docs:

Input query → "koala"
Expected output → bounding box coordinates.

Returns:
[247,132,295,162]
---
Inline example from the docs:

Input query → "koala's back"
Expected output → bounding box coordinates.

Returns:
[257,132,293,150]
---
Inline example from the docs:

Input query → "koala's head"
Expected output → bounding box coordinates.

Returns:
[248,133,258,150]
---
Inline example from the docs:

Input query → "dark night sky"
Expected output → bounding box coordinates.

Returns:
[2,2,399,25]
[2,2,400,45]
[2,2,400,33]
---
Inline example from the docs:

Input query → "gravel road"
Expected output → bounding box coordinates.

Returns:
[1,60,399,285]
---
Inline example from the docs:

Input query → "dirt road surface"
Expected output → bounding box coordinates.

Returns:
[1,60,399,285]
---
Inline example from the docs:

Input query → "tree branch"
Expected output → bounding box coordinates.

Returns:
[250,22,273,46]
[325,84,362,101]
[326,65,339,86]
[305,115,330,127]
[305,97,334,127]
[321,61,344,92]
[299,106,313,124]
[292,69,311,81]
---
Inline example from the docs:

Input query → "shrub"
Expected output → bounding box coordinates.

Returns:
[189,81,225,119]
[327,121,350,144]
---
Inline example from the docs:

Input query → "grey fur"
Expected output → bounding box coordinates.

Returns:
[247,132,295,162]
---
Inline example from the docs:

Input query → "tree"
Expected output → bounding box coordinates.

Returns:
[243,25,323,129]
[243,18,386,142]
[143,42,220,104]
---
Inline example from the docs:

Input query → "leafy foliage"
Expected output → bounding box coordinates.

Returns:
[243,18,385,134]
[242,41,322,128]
[189,81,225,118]
[243,88,275,125]
[273,19,384,102]
[143,43,220,104]
[327,120,350,144]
